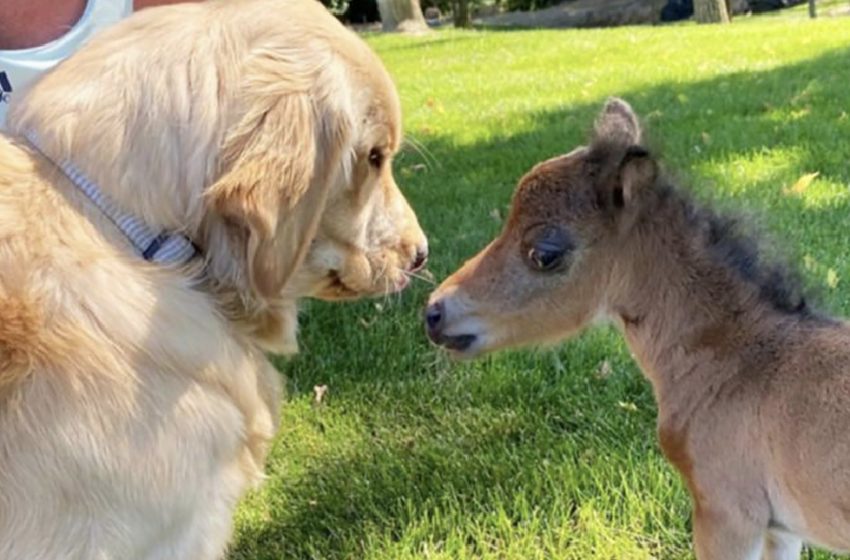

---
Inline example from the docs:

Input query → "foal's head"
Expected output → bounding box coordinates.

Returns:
[426,98,658,357]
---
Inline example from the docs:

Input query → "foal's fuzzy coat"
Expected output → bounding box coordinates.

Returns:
[428,98,850,559]
[0,0,426,558]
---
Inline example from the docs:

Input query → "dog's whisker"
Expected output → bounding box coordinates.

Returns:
[402,135,438,169]
[403,269,436,285]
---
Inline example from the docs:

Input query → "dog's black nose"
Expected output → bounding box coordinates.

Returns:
[425,301,443,335]
[410,247,428,272]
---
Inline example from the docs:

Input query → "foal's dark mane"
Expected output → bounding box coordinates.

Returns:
[653,183,812,317]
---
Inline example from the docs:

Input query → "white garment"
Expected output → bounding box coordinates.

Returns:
[0,0,132,130]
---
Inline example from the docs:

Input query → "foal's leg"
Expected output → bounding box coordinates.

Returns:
[762,530,802,560]
[693,506,766,560]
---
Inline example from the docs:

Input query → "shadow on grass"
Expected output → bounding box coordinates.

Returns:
[231,336,673,559]
[229,45,850,559]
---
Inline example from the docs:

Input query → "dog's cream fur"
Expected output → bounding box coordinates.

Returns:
[0,1,426,558]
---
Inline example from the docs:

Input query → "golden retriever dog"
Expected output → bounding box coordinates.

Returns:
[0,0,427,558]
[427,98,850,559]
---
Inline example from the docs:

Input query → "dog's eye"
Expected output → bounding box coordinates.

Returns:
[368,148,384,169]
[523,226,574,273]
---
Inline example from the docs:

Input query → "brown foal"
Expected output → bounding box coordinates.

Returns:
[427,98,850,560]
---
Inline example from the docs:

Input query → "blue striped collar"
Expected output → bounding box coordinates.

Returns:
[24,131,198,266]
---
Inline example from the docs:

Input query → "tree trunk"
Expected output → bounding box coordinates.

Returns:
[453,0,470,28]
[377,0,428,32]
[808,0,817,18]
[693,0,730,22]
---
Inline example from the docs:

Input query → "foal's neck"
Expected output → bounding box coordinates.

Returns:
[606,191,798,410]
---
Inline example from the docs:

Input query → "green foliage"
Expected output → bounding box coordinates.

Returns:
[318,0,349,17]
[229,14,850,560]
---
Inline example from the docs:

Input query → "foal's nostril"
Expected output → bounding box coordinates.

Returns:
[410,247,428,272]
[425,301,443,333]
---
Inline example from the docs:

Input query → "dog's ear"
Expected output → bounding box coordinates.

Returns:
[207,91,349,299]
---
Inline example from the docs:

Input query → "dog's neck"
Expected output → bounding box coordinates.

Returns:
[20,133,298,355]
[22,130,199,266]
[43,137,214,238]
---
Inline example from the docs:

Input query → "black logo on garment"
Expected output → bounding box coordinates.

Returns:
[0,71,12,104]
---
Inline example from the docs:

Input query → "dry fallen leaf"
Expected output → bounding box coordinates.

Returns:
[489,208,502,222]
[428,100,444,114]
[784,172,819,195]
[803,254,816,270]
[313,385,328,406]
[617,401,638,412]
[596,360,613,379]
[827,269,840,289]
[551,353,565,374]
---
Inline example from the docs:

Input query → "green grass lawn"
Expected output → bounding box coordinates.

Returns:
[229,13,850,560]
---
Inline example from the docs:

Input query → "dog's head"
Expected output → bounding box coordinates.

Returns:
[8,0,427,353]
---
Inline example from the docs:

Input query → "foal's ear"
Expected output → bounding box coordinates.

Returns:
[593,97,642,147]
[615,145,657,207]
[590,98,655,209]
[592,144,657,211]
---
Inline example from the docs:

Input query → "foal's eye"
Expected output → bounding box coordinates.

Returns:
[523,226,574,273]
[368,148,384,169]
[528,245,563,271]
